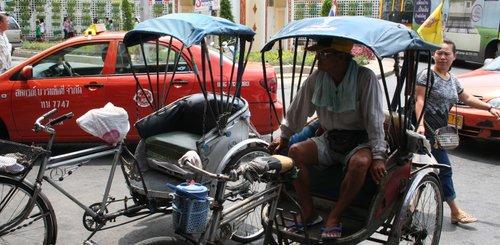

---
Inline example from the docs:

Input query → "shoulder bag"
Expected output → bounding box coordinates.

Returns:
[425,106,460,150]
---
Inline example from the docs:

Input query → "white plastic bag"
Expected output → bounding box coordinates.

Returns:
[76,103,130,144]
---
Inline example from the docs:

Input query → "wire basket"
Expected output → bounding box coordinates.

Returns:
[0,140,48,175]
[172,194,209,234]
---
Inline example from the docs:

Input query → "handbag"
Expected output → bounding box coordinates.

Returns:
[425,106,460,150]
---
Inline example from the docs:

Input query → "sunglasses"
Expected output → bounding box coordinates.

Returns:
[316,50,343,59]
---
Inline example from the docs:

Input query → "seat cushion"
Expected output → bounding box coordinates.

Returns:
[145,131,200,161]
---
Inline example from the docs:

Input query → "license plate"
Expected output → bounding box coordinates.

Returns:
[448,113,463,129]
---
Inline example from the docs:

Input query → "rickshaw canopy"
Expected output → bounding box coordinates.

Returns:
[261,16,440,58]
[123,13,255,47]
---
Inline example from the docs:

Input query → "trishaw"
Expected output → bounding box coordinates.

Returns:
[133,15,447,245]
[121,13,276,243]
[258,16,447,244]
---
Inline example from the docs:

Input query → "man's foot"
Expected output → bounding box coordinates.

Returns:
[320,225,342,241]
[287,215,323,228]
[451,211,477,224]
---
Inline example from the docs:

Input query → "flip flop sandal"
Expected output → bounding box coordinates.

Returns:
[320,226,342,241]
[286,215,323,229]
[451,212,477,224]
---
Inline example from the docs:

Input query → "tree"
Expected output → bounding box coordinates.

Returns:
[321,0,333,17]
[121,0,134,31]
[219,0,235,43]
[219,0,235,22]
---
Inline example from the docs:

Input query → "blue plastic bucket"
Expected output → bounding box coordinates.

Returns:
[167,182,209,233]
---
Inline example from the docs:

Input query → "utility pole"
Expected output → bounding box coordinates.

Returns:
[140,0,151,21]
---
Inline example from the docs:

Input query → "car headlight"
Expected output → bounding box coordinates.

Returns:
[487,97,500,108]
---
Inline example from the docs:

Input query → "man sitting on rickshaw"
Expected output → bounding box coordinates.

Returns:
[269,38,387,240]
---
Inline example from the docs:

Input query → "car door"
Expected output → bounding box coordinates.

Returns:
[11,42,110,141]
[106,42,196,139]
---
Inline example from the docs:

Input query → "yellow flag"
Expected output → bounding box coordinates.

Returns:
[417,2,444,44]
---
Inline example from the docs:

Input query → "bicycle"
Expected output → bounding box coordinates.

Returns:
[0,108,166,245]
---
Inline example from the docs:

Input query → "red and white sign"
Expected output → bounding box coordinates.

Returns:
[194,0,219,11]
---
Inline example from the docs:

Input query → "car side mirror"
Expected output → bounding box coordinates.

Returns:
[484,58,493,66]
[20,66,33,81]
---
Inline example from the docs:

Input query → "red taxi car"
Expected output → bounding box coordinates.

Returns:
[453,56,500,140]
[0,32,283,142]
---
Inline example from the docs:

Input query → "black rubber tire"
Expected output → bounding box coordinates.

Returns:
[0,175,58,245]
[135,236,189,245]
[389,174,443,245]
[223,146,270,243]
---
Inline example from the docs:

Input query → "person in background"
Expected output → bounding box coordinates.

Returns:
[68,17,75,38]
[35,20,42,41]
[415,39,500,225]
[269,38,387,241]
[63,17,69,39]
[108,19,114,31]
[105,17,110,30]
[0,14,12,73]
[39,18,45,41]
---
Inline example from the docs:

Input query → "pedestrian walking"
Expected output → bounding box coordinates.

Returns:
[0,13,12,73]
[36,20,42,41]
[68,17,75,38]
[105,17,110,30]
[415,39,500,225]
[63,17,69,39]
[108,19,114,31]
[40,18,46,41]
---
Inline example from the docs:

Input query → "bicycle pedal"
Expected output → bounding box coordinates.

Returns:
[83,240,99,245]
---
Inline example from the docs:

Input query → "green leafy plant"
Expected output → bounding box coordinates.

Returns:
[308,3,318,15]
[321,0,333,16]
[295,3,305,20]
[351,45,375,65]
[220,0,235,22]
[22,41,62,51]
[122,0,134,31]
[153,3,164,17]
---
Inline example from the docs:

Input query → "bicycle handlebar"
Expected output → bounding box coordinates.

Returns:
[48,112,74,127]
[180,151,294,183]
[33,109,74,133]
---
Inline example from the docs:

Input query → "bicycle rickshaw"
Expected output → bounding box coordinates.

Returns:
[256,16,447,244]
[121,13,279,243]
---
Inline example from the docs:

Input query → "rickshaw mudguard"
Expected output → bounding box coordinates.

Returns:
[211,138,269,175]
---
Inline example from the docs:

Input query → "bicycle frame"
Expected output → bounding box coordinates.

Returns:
[1,109,154,243]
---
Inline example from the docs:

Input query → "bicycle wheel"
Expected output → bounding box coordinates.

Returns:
[0,176,57,245]
[223,146,270,243]
[135,236,189,245]
[389,174,443,245]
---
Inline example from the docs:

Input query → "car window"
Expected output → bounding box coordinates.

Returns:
[32,42,109,78]
[482,57,500,71]
[8,17,20,30]
[123,42,191,74]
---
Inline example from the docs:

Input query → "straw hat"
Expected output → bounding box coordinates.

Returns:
[306,38,354,53]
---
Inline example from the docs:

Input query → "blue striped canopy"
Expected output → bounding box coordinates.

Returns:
[261,16,440,58]
[124,13,255,47]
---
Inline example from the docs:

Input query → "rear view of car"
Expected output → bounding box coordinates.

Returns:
[4,14,22,54]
